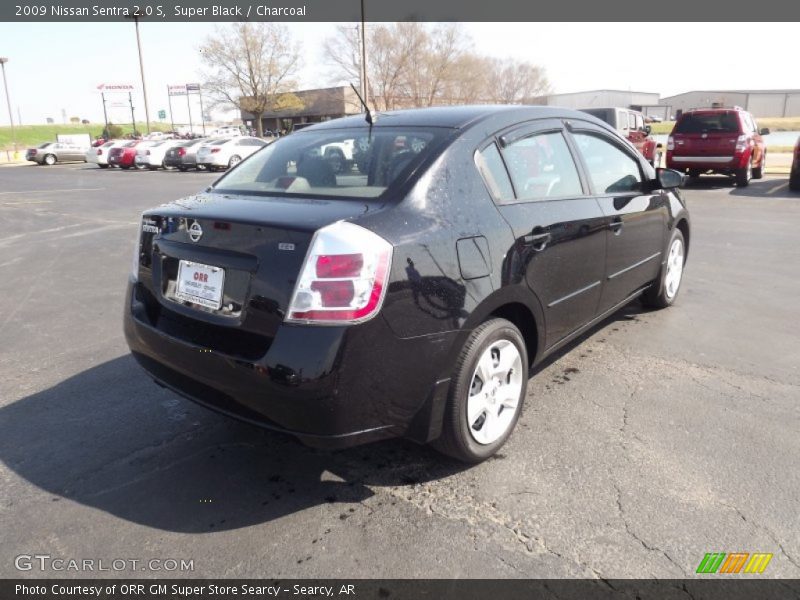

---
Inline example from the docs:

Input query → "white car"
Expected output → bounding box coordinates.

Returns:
[135,140,179,170]
[86,140,124,168]
[144,131,175,141]
[207,126,243,139]
[196,136,269,170]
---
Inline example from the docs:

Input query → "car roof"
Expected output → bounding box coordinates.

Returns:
[301,105,600,132]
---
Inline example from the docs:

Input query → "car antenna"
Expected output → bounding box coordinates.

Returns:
[350,83,375,127]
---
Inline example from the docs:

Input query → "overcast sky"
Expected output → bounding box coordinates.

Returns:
[0,22,796,125]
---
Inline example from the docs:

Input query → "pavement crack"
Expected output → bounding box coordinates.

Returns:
[719,501,800,570]
[614,483,688,576]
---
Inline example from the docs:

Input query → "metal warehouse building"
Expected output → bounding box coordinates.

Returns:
[660,90,800,118]
[528,89,665,118]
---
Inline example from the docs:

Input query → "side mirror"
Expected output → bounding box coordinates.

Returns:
[644,125,652,135]
[759,127,770,136]
[656,168,684,189]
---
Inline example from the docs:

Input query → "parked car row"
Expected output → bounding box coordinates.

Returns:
[80,136,271,171]
[579,107,662,166]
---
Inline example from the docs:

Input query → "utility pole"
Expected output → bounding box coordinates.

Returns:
[128,11,151,134]
[359,1,368,107]
[167,85,175,132]
[0,57,16,160]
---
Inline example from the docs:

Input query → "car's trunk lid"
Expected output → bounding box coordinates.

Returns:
[134,192,385,356]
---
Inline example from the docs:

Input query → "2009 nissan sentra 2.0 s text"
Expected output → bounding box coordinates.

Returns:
[124,105,690,463]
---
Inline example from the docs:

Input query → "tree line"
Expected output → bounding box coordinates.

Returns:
[199,23,550,135]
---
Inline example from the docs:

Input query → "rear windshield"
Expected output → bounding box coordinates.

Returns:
[675,112,740,134]
[213,126,447,199]
[38,143,51,149]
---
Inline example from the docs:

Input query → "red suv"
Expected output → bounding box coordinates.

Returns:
[666,107,769,187]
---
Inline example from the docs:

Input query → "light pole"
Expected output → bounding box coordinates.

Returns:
[0,57,17,161]
[127,12,151,134]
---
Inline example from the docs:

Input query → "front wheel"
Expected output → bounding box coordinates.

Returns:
[642,229,686,309]
[433,318,528,463]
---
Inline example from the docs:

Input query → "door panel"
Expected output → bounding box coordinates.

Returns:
[569,128,667,313]
[479,121,607,348]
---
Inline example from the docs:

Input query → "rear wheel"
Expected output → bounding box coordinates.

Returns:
[642,229,686,309]
[134,162,147,170]
[98,164,110,169]
[43,154,56,166]
[735,158,752,187]
[228,155,241,168]
[752,152,766,179]
[433,318,528,463]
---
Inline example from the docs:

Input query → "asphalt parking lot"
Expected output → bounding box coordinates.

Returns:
[0,163,798,579]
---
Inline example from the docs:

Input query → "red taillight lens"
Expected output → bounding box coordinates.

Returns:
[286,222,393,325]
[310,280,355,307]
[178,148,186,157]
[210,148,220,153]
[316,254,364,278]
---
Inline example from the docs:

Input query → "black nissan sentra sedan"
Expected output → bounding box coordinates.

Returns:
[124,105,690,462]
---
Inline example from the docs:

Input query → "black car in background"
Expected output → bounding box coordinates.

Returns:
[124,106,690,462]
[163,138,208,171]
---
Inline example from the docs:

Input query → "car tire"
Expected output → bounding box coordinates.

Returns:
[120,165,131,170]
[43,154,56,166]
[228,155,241,168]
[735,158,752,187]
[98,164,110,169]
[433,318,528,463]
[642,228,686,309]
[135,162,147,170]
[752,152,765,179]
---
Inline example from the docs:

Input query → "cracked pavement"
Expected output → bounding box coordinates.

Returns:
[0,166,798,578]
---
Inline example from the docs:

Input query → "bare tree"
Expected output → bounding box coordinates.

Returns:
[485,58,551,104]
[323,23,550,109]
[200,23,303,137]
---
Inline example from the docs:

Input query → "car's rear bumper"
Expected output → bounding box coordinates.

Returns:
[123,280,457,448]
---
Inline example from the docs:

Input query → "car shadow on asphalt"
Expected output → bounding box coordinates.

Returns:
[0,304,650,534]
[684,175,797,198]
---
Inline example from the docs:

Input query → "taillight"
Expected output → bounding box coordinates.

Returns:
[178,148,186,157]
[286,221,393,325]
[667,136,674,151]
[735,135,752,153]
[146,150,151,155]
[210,148,220,153]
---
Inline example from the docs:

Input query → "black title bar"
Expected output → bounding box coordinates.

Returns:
[3,0,800,21]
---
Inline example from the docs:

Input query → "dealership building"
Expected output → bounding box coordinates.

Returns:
[527,89,668,119]
[240,86,361,132]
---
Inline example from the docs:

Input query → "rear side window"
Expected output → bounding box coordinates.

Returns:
[674,112,740,134]
[573,133,643,194]
[502,132,583,201]
[475,143,514,203]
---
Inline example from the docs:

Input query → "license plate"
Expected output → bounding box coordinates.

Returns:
[175,260,225,310]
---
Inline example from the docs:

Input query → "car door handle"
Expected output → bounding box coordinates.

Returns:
[609,218,624,234]
[523,231,551,251]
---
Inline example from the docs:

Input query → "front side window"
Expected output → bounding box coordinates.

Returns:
[573,132,643,194]
[214,127,444,199]
[502,132,583,200]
